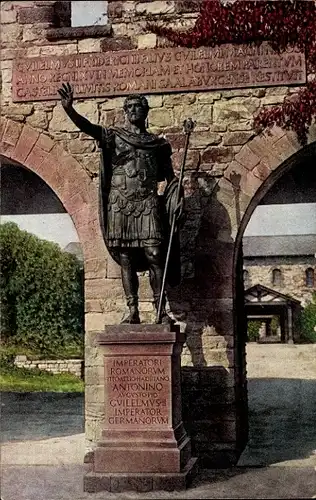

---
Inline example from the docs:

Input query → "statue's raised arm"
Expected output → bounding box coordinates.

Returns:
[57,83,102,142]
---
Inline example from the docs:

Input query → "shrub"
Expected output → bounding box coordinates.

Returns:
[0,344,16,372]
[247,320,261,342]
[299,292,316,343]
[0,222,84,355]
[270,315,280,336]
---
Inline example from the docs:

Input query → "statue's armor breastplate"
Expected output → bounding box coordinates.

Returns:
[108,135,159,216]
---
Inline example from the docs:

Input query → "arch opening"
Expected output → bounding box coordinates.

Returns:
[235,141,316,467]
[1,161,82,255]
[0,156,85,442]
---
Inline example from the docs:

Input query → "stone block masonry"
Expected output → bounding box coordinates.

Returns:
[14,355,84,378]
[244,256,316,307]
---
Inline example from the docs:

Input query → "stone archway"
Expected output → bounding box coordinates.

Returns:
[0,119,112,334]
[204,125,316,314]
[0,118,116,449]
[231,128,316,251]
[194,126,314,339]
[229,128,316,458]
[232,134,316,305]
[0,118,105,267]
[230,134,316,466]
[195,123,316,460]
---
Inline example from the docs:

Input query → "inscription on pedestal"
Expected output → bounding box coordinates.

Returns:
[105,356,171,428]
[12,43,306,102]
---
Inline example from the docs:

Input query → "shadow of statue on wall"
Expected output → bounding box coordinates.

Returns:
[167,171,236,365]
[165,169,245,466]
[168,167,245,370]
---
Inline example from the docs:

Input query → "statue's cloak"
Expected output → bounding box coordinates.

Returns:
[98,127,182,287]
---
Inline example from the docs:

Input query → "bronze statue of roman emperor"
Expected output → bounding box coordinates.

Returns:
[58,83,183,325]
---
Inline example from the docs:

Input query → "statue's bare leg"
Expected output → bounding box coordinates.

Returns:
[143,246,174,325]
[120,250,140,324]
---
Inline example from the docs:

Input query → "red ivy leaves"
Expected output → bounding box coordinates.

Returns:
[254,81,316,145]
[148,0,316,70]
[148,0,316,145]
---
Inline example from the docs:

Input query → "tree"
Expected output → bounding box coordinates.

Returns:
[300,292,316,343]
[247,320,261,342]
[0,222,84,355]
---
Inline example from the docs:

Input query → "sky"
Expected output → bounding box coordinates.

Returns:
[244,203,316,236]
[71,1,108,27]
[0,214,79,248]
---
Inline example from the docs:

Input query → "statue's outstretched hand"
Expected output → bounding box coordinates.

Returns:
[57,82,74,110]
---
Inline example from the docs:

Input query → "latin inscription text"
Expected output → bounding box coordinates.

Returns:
[104,357,170,428]
[12,43,306,102]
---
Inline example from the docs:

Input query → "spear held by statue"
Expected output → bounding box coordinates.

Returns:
[156,118,195,324]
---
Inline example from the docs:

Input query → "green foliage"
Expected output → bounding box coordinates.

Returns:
[0,344,16,372]
[247,320,261,342]
[270,316,280,336]
[300,292,316,343]
[0,222,84,356]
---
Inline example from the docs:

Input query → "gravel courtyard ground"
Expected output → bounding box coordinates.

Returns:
[1,343,316,499]
[239,343,316,468]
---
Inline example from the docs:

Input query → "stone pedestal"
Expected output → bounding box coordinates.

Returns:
[84,324,197,493]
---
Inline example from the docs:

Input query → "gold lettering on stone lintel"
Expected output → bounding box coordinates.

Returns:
[104,356,171,428]
[12,43,306,103]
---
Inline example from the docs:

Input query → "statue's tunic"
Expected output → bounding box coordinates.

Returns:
[99,126,173,248]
